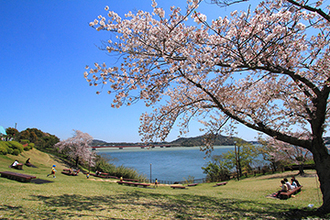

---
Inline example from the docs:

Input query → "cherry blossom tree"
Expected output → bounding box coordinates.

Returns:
[55,130,95,167]
[259,136,313,175]
[85,0,330,213]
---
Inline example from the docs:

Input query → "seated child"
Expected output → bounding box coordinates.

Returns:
[275,180,288,198]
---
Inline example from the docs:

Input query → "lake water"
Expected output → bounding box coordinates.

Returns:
[96,146,235,183]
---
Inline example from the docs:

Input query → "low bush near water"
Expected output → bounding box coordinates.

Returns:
[113,165,146,180]
[93,155,116,172]
[91,155,146,180]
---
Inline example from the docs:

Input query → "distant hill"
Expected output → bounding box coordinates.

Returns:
[92,139,142,146]
[93,136,330,146]
[91,139,108,145]
[169,134,236,146]
[92,134,242,146]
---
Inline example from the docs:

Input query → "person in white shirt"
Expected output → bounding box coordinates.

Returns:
[284,178,292,190]
[11,160,19,167]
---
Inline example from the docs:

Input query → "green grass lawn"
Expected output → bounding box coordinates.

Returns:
[0,148,327,219]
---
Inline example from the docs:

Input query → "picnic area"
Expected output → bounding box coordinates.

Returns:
[0,148,326,219]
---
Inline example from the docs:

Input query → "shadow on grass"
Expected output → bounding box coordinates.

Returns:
[0,205,27,220]
[15,191,326,219]
[31,178,54,184]
[1,191,327,219]
[0,204,23,211]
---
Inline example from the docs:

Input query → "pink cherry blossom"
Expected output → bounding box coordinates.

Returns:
[55,130,95,167]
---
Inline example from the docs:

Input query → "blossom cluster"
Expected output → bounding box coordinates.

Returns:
[55,130,95,166]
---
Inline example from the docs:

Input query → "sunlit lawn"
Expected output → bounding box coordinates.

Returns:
[0,149,327,219]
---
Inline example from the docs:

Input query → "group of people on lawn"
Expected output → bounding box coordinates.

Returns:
[10,158,36,169]
[275,176,301,198]
[10,158,57,178]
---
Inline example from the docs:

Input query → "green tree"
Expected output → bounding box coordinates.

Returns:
[19,130,30,141]
[219,140,260,180]
[5,127,19,141]
[17,128,60,152]
[29,131,38,143]
[26,128,45,138]
[202,159,230,182]
[42,135,60,151]
[259,136,313,175]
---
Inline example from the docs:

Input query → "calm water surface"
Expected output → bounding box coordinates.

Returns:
[97,146,234,182]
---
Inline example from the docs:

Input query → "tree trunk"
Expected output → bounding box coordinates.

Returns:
[75,156,79,167]
[297,164,305,176]
[271,161,276,173]
[312,142,330,214]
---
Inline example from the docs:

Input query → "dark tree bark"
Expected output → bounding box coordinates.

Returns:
[311,138,330,213]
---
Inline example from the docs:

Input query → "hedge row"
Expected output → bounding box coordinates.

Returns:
[0,141,33,155]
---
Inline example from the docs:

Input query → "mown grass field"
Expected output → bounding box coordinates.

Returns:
[0,148,327,219]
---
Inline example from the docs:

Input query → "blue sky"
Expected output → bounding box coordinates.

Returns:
[1,0,259,142]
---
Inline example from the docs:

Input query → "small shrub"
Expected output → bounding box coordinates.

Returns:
[0,141,9,147]
[93,157,116,173]
[0,142,10,155]
[183,175,195,184]
[0,145,8,155]
[12,149,20,156]
[7,147,13,154]
[112,165,146,180]
[8,141,24,153]
[20,139,30,144]
[90,155,146,181]
[24,143,34,151]
[0,141,24,155]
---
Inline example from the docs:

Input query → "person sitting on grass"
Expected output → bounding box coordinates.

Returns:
[25,158,37,168]
[25,158,31,166]
[10,160,19,168]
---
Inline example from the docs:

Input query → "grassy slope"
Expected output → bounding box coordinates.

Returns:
[0,148,325,219]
